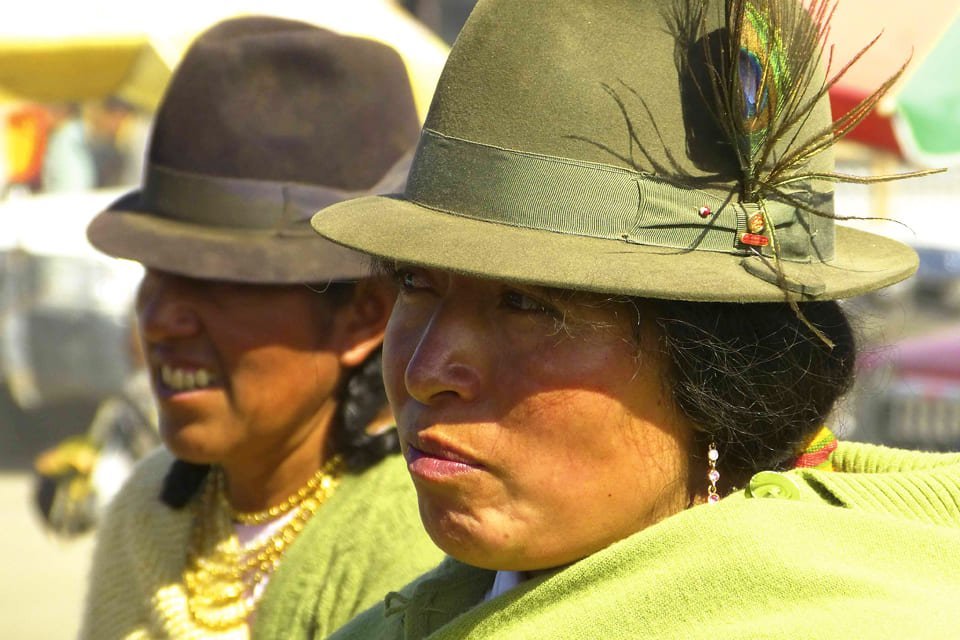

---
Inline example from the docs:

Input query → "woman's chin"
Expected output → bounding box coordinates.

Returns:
[430,538,522,572]
[159,421,223,465]
[419,502,564,572]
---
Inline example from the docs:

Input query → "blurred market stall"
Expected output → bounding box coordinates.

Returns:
[0,0,449,195]
[0,0,448,116]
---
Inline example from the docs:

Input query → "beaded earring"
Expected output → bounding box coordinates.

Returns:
[707,442,720,504]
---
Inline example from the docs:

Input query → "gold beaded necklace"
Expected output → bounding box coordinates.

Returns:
[182,456,343,631]
[231,462,341,525]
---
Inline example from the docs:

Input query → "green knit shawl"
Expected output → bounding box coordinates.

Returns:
[329,442,960,640]
[252,453,444,639]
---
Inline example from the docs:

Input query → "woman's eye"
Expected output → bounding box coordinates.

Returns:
[503,290,554,314]
[393,268,430,292]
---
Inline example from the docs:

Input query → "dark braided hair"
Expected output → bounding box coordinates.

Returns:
[647,299,856,488]
[160,283,397,508]
[330,347,400,470]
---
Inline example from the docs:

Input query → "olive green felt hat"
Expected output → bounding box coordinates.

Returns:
[88,16,419,284]
[311,0,921,302]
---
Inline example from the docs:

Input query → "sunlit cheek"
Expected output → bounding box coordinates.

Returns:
[503,392,685,536]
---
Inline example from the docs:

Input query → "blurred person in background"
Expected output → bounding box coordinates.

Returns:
[40,102,96,193]
[86,96,151,188]
[79,16,442,639]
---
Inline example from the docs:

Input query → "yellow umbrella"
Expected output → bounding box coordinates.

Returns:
[0,37,179,112]
[0,0,448,119]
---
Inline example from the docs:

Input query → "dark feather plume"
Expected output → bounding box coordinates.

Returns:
[669,0,943,346]
[678,0,939,200]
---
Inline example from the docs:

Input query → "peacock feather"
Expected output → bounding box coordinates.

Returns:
[735,3,788,169]
[667,0,942,345]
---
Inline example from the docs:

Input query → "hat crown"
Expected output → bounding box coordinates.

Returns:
[427,1,786,177]
[150,16,419,191]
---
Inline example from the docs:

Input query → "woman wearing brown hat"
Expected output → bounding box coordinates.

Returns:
[79,17,443,640]
[312,1,960,638]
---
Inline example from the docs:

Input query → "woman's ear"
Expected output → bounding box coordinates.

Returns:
[335,277,397,368]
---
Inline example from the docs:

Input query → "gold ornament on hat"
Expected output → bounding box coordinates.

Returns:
[182,456,343,631]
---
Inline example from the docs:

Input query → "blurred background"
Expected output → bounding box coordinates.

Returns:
[1,0,957,637]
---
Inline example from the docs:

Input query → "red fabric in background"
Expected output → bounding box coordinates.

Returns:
[829,86,902,156]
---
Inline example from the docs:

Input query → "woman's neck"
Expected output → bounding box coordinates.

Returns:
[220,403,338,513]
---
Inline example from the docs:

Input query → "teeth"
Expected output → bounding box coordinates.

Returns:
[160,365,217,391]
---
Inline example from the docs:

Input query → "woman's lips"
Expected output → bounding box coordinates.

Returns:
[405,443,483,481]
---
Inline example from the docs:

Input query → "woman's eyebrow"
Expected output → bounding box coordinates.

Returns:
[501,282,572,304]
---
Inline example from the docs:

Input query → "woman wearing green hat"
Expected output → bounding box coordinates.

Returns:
[312,0,960,638]
[79,17,443,640]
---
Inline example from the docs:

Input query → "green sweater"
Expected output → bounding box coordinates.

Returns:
[80,448,444,639]
[330,443,960,640]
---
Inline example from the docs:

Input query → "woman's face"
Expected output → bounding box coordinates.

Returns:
[136,269,378,471]
[384,267,695,572]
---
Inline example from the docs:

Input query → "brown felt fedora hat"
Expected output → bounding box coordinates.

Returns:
[311,0,921,302]
[88,15,419,284]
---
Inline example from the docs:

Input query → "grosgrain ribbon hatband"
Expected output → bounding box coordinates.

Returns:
[143,150,413,231]
[406,128,803,255]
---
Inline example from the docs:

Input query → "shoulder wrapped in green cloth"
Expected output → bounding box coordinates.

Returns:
[331,443,960,640]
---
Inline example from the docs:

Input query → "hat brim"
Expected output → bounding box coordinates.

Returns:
[311,195,918,302]
[90,191,370,284]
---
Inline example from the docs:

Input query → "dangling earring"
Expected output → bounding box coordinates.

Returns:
[707,442,720,504]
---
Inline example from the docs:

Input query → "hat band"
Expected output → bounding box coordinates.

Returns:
[406,129,802,256]
[144,151,413,231]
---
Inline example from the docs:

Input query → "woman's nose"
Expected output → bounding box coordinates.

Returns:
[400,304,489,405]
[136,271,200,342]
